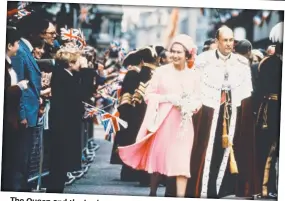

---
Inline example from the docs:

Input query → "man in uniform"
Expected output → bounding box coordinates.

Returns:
[110,50,142,181]
[254,22,283,200]
[182,26,257,199]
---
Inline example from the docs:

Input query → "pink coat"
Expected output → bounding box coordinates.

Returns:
[118,63,201,177]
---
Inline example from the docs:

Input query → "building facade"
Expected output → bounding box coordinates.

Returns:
[135,8,170,48]
[90,5,123,53]
[134,7,212,53]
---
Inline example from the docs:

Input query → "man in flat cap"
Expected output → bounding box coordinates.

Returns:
[235,39,253,65]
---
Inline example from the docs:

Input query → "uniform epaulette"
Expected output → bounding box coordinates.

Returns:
[119,92,133,106]
[128,66,141,73]
[258,56,270,72]
[144,63,157,70]
[132,81,149,106]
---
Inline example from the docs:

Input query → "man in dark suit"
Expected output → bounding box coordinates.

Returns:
[1,27,28,191]
[10,15,49,192]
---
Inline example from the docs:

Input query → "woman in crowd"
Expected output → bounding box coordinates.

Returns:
[30,37,52,107]
[118,34,202,197]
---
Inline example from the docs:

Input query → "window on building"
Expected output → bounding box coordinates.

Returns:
[157,14,161,24]
[115,21,121,37]
[141,17,146,28]
[180,18,188,34]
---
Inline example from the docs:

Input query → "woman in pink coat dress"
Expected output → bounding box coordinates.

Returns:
[118,34,202,197]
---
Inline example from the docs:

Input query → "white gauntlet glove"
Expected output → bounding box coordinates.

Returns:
[163,94,181,106]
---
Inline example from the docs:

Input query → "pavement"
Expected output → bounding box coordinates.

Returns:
[64,125,166,197]
[64,126,276,200]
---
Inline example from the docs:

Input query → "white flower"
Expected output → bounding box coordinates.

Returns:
[177,92,193,138]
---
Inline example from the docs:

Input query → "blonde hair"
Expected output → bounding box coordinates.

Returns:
[55,46,82,66]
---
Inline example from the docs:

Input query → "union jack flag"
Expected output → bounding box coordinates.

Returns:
[82,102,128,140]
[83,102,104,125]
[15,9,31,19]
[83,105,99,119]
[60,27,87,49]
[100,109,128,142]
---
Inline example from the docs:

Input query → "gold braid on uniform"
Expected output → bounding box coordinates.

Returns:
[132,63,156,106]
[143,63,157,70]
[256,94,278,129]
[132,81,149,106]
[262,141,277,197]
[221,91,239,174]
[119,93,133,106]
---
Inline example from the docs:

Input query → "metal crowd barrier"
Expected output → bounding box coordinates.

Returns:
[28,104,50,191]
[28,124,46,192]
[27,103,97,191]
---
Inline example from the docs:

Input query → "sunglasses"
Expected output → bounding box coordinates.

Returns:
[45,31,57,36]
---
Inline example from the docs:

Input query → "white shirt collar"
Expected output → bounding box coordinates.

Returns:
[5,55,11,65]
[64,68,73,76]
[21,37,33,52]
[217,49,232,61]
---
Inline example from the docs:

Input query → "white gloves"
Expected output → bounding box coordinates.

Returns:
[159,94,181,106]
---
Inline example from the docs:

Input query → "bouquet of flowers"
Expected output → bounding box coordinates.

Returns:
[164,92,195,138]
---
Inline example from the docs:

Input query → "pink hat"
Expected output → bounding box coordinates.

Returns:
[169,34,197,61]
[169,34,195,52]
